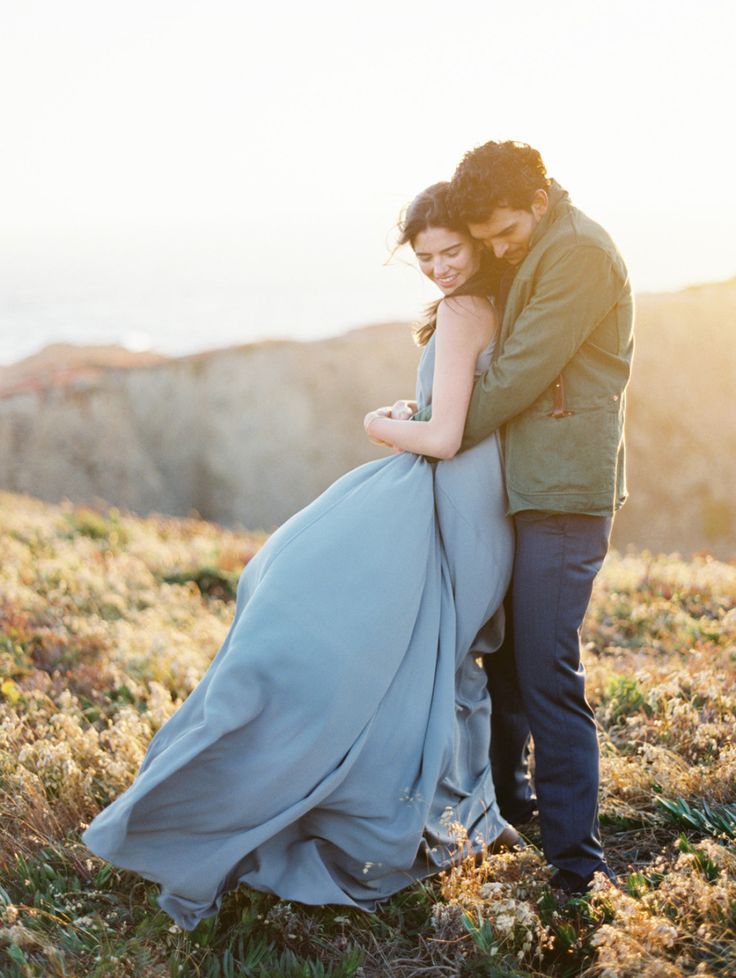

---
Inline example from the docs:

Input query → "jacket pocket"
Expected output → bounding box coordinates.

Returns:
[506,399,622,496]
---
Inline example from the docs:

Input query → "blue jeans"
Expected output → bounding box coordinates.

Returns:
[483,510,612,883]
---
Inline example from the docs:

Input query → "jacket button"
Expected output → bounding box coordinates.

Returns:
[612,394,619,401]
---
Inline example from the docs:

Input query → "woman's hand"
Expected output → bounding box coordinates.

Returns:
[364,408,396,448]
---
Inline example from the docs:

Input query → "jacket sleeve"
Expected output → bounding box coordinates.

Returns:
[461,244,626,450]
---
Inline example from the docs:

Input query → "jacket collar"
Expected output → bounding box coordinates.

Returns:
[527,179,570,253]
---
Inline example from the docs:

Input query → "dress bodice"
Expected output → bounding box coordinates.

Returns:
[415,327,497,411]
[474,335,497,378]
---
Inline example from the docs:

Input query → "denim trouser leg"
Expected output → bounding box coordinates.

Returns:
[501,510,611,880]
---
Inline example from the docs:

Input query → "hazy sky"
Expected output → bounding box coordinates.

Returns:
[1,0,734,359]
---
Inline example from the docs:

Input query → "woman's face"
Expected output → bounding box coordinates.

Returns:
[412,226,481,295]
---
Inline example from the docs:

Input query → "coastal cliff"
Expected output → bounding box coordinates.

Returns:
[1,278,735,556]
[0,324,420,532]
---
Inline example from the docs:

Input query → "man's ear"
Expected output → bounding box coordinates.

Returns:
[531,188,549,221]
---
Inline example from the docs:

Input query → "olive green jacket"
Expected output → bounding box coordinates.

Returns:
[415,180,634,517]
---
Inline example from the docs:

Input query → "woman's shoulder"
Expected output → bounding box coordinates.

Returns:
[437,293,495,322]
[436,294,497,341]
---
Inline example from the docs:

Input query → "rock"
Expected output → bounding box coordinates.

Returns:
[1,276,735,557]
[0,324,420,531]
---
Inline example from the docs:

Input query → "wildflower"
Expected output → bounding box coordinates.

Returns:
[1,904,19,925]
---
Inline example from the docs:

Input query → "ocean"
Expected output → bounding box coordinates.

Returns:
[0,225,432,366]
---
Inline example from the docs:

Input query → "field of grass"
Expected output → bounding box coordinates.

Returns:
[1,489,734,977]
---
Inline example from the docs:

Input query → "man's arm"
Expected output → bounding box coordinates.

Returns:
[460,245,626,449]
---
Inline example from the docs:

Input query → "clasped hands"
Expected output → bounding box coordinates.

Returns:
[363,399,418,450]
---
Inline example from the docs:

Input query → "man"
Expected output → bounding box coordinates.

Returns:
[415,140,634,895]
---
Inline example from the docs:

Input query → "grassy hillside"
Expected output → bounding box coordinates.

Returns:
[612,276,736,558]
[0,490,735,977]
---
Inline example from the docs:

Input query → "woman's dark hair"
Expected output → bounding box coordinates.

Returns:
[397,182,503,346]
[447,140,550,224]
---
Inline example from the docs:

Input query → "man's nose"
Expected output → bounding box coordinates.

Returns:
[492,241,508,259]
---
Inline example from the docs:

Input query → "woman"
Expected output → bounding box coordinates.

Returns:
[82,183,516,931]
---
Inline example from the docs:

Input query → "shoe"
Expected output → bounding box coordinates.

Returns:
[550,864,622,899]
[471,825,526,867]
[488,825,526,855]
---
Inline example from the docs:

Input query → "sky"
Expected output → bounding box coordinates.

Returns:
[1,0,734,362]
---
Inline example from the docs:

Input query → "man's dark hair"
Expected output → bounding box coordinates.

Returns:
[448,140,551,224]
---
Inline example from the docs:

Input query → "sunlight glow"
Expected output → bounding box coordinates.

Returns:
[0,0,734,360]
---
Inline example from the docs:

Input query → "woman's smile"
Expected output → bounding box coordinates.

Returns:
[436,272,459,288]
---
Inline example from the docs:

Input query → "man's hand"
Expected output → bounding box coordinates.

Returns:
[389,399,419,421]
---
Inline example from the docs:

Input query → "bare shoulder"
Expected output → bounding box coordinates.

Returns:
[436,294,497,347]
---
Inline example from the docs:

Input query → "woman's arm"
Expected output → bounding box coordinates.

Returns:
[365,400,420,449]
[365,296,496,459]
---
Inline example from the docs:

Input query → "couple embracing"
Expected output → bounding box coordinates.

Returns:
[82,140,634,929]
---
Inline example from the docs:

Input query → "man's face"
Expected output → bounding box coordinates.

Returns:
[467,190,548,266]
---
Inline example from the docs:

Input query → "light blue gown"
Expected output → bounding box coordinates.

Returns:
[82,332,515,930]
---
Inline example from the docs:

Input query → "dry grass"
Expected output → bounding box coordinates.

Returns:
[0,490,734,977]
